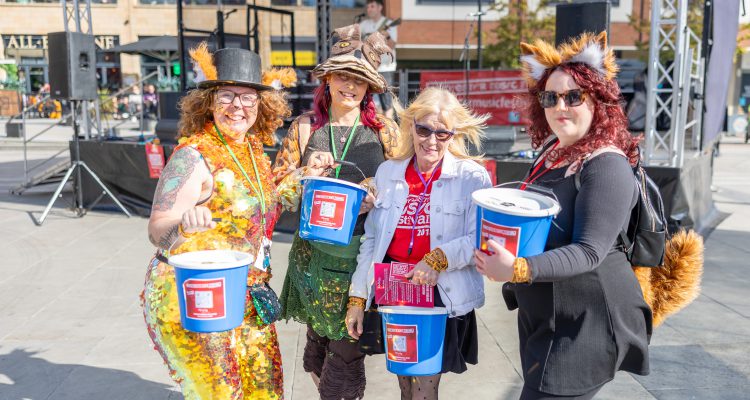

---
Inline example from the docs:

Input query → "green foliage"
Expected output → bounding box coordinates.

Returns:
[0,63,22,90]
[483,0,556,69]
[628,1,704,62]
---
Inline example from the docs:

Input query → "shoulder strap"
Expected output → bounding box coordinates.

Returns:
[573,146,631,250]
[531,137,559,167]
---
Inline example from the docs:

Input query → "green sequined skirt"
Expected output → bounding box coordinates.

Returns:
[280,233,361,340]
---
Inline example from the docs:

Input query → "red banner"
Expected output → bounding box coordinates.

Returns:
[419,70,528,126]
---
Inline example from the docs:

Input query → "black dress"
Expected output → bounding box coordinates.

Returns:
[502,153,652,396]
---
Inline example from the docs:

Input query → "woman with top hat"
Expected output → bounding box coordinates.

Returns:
[345,87,491,399]
[473,33,652,399]
[142,43,300,399]
[271,24,401,400]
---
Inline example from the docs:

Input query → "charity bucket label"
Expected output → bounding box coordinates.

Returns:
[480,218,521,256]
[386,323,418,363]
[183,278,227,320]
[309,190,348,229]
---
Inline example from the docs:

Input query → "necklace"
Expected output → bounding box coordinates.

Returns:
[213,124,271,270]
[328,109,361,179]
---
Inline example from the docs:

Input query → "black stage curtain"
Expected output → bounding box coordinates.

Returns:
[75,140,717,236]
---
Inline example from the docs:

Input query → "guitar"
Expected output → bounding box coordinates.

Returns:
[363,17,401,41]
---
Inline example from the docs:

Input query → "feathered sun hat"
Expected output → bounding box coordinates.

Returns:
[519,31,618,86]
[312,24,393,94]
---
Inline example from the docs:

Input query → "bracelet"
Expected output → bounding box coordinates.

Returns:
[347,296,366,310]
[178,223,196,238]
[423,248,448,273]
[510,257,532,283]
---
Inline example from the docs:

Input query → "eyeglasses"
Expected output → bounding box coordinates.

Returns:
[216,89,259,107]
[413,119,454,141]
[537,89,587,108]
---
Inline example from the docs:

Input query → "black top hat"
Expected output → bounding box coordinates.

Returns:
[197,48,273,91]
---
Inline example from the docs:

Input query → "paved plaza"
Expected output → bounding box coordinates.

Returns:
[0,132,748,399]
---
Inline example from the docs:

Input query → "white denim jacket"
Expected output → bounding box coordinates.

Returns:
[349,151,491,317]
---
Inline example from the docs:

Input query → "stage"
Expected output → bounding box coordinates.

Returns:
[73,137,722,236]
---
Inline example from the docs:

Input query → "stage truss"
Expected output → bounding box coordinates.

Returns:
[645,0,705,167]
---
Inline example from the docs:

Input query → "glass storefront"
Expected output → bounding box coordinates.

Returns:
[1,34,120,94]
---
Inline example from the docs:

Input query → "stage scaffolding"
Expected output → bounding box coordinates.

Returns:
[644,0,705,167]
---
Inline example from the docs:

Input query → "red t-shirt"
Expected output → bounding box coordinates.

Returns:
[386,163,442,264]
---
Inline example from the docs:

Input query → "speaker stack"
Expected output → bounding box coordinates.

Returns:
[47,31,98,101]
[555,1,611,46]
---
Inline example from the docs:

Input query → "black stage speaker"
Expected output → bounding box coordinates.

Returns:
[555,1,611,46]
[47,31,97,100]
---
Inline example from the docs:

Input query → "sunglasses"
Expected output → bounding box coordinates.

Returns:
[413,119,454,141]
[216,89,259,107]
[537,89,587,108]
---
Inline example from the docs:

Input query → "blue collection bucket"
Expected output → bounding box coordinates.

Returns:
[472,187,561,257]
[379,306,448,376]
[299,176,367,246]
[168,250,252,333]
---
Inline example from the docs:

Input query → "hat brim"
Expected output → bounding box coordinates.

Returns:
[198,80,275,92]
[313,56,387,94]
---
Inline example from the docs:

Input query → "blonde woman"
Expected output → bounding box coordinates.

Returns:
[346,87,492,399]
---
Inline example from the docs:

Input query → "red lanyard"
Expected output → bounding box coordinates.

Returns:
[521,142,563,190]
[408,157,442,256]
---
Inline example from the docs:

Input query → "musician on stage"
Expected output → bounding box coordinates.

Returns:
[359,0,397,118]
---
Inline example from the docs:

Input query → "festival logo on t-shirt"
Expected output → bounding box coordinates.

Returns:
[396,193,431,238]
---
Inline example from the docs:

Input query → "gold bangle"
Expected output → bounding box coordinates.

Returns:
[423,248,448,273]
[510,257,532,283]
[178,223,196,238]
[347,296,366,310]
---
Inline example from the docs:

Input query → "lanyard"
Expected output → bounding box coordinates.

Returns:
[408,157,443,256]
[213,124,267,230]
[328,109,361,179]
[521,141,563,190]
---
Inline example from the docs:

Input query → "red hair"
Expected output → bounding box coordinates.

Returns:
[525,63,641,166]
[310,81,384,132]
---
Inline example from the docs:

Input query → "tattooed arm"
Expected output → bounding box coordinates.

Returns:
[147,146,212,250]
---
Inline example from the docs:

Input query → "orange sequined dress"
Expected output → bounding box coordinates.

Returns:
[141,126,288,399]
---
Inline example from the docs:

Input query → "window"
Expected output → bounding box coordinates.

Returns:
[138,0,245,5]
[270,0,364,7]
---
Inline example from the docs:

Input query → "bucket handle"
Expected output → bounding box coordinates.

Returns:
[166,217,255,259]
[494,181,560,206]
[333,159,368,182]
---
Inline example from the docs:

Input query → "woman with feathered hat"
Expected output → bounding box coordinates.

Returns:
[271,24,400,400]
[142,44,300,399]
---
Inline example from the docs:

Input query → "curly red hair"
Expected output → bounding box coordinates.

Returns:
[525,63,641,166]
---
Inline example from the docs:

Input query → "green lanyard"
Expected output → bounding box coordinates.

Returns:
[328,109,360,179]
[213,124,267,230]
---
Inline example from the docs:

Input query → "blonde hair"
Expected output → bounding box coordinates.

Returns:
[394,87,489,160]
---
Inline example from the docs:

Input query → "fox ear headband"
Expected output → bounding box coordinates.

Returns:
[519,31,618,86]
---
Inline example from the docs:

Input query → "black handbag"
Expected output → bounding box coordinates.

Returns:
[357,308,386,355]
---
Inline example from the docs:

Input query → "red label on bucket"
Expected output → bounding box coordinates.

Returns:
[183,278,226,320]
[480,219,521,256]
[309,190,348,229]
[386,323,418,363]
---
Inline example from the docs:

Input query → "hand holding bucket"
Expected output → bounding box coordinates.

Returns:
[472,181,561,258]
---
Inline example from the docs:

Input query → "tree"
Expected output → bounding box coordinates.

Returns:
[483,0,556,69]
[628,0,704,62]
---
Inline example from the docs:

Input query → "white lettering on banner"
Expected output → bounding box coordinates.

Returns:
[1,34,118,50]
[424,77,526,96]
